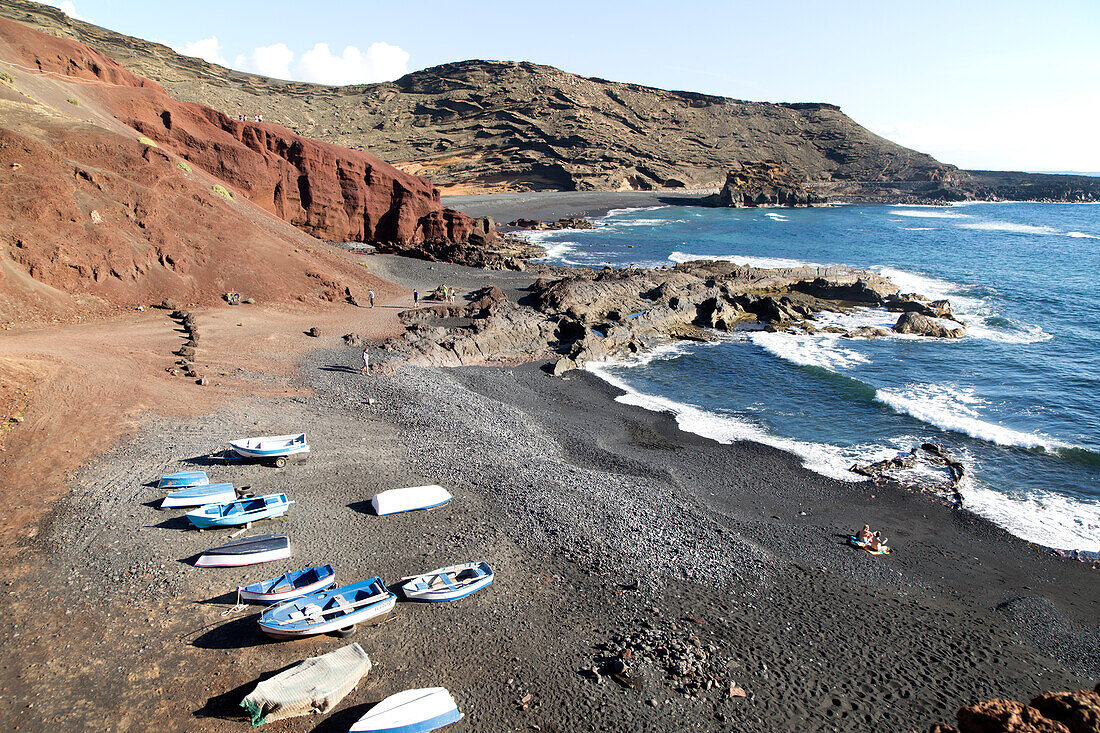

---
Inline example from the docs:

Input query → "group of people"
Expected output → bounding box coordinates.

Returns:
[237,114,264,123]
[856,524,890,553]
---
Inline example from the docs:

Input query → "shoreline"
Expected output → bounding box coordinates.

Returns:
[0,343,1095,731]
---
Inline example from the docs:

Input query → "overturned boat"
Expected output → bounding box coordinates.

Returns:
[241,642,372,726]
[239,565,336,604]
[160,482,236,509]
[370,485,452,516]
[195,534,291,568]
[157,470,208,490]
[350,687,462,733]
[401,562,494,603]
[186,493,291,529]
[258,578,396,640]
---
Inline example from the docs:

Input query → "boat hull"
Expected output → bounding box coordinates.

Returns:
[371,485,452,516]
[259,597,395,639]
[186,494,290,528]
[258,579,397,639]
[228,433,310,458]
[401,562,494,602]
[350,687,462,733]
[239,566,337,603]
[196,534,290,568]
[161,482,236,509]
[157,470,209,490]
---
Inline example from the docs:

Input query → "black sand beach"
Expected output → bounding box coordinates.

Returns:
[0,294,1096,731]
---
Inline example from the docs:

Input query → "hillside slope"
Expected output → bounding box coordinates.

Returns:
[0,0,958,193]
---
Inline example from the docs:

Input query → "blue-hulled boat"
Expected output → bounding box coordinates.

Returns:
[161,482,236,509]
[186,493,291,529]
[349,688,462,733]
[238,565,336,603]
[258,578,396,640]
[157,470,208,490]
[400,562,493,602]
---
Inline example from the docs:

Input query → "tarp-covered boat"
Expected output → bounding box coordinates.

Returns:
[370,485,452,516]
[195,534,290,568]
[258,578,395,640]
[161,482,236,509]
[350,687,462,733]
[228,434,310,461]
[241,642,372,726]
[239,565,336,604]
[401,562,493,602]
[186,494,291,528]
[157,470,208,490]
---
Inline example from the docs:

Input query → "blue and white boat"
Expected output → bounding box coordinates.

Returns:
[258,578,396,640]
[196,534,290,568]
[160,482,236,509]
[238,564,336,603]
[227,434,310,462]
[157,470,208,490]
[186,493,291,529]
[349,687,462,733]
[400,562,493,602]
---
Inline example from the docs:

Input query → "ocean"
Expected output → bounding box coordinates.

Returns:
[523,202,1100,552]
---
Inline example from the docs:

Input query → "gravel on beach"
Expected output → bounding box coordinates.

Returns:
[1,339,1096,732]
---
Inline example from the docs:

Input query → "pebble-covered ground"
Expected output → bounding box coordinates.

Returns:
[0,344,1095,732]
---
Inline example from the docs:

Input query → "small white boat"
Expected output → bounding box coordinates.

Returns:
[401,562,493,602]
[195,534,291,568]
[160,482,236,509]
[227,434,309,465]
[258,578,396,640]
[371,485,452,516]
[350,687,462,733]
[186,493,291,529]
[157,470,208,490]
[239,565,336,603]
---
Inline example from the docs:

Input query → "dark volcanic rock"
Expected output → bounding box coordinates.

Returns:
[893,311,966,338]
[705,161,826,207]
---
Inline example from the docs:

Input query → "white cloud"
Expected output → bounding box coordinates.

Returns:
[41,0,87,21]
[177,37,227,67]
[233,43,295,80]
[227,40,409,85]
[295,41,410,86]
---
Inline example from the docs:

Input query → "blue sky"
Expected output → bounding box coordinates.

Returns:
[42,0,1100,172]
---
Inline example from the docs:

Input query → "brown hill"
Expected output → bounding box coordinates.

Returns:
[0,18,478,324]
[0,0,958,194]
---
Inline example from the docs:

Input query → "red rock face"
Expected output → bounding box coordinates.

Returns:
[928,688,1100,733]
[0,17,480,245]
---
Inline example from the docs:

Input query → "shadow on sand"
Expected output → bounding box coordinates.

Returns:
[190,613,270,650]
[310,702,376,732]
[347,500,377,516]
[320,365,362,375]
[192,660,297,722]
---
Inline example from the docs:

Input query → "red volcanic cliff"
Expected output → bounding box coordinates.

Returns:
[0,17,481,245]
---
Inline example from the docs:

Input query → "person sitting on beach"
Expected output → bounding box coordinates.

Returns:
[858,524,873,543]
[869,532,889,553]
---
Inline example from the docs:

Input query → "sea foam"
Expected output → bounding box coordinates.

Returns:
[669,250,826,269]
[960,478,1100,552]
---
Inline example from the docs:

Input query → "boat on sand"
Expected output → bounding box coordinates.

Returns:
[258,578,396,640]
[186,493,291,528]
[228,434,310,466]
[195,534,291,568]
[157,470,208,490]
[241,643,372,726]
[400,562,493,602]
[370,485,452,516]
[349,687,462,733]
[160,482,235,508]
[239,565,336,604]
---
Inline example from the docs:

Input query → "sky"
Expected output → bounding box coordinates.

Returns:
[39,0,1100,172]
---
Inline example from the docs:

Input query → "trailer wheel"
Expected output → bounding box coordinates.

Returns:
[273,456,287,468]
[334,625,357,638]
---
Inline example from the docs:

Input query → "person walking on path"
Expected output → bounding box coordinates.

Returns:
[368,290,375,308]
[361,348,369,373]
[413,290,419,304]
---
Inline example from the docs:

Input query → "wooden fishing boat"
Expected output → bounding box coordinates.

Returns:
[400,562,493,602]
[370,485,452,516]
[227,434,310,466]
[160,482,236,509]
[186,493,291,529]
[157,470,208,490]
[239,565,336,603]
[349,687,462,733]
[195,534,290,568]
[258,578,396,640]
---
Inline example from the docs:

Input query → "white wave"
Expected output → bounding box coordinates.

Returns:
[960,479,1100,552]
[890,207,971,219]
[764,212,789,221]
[901,227,934,231]
[750,331,871,372]
[598,218,686,228]
[958,221,1061,235]
[602,206,668,218]
[669,250,827,269]
[1066,231,1100,239]
[532,240,584,265]
[875,384,1064,450]
[587,359,870,481]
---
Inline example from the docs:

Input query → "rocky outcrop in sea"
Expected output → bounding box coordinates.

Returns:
[702,161,826,208]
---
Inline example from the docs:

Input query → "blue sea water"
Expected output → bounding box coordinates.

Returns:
[524,202,1100,551]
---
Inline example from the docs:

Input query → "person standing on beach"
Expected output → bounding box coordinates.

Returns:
[413,290,419,304]
[368,290,375,308]
[361,348,369,373]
